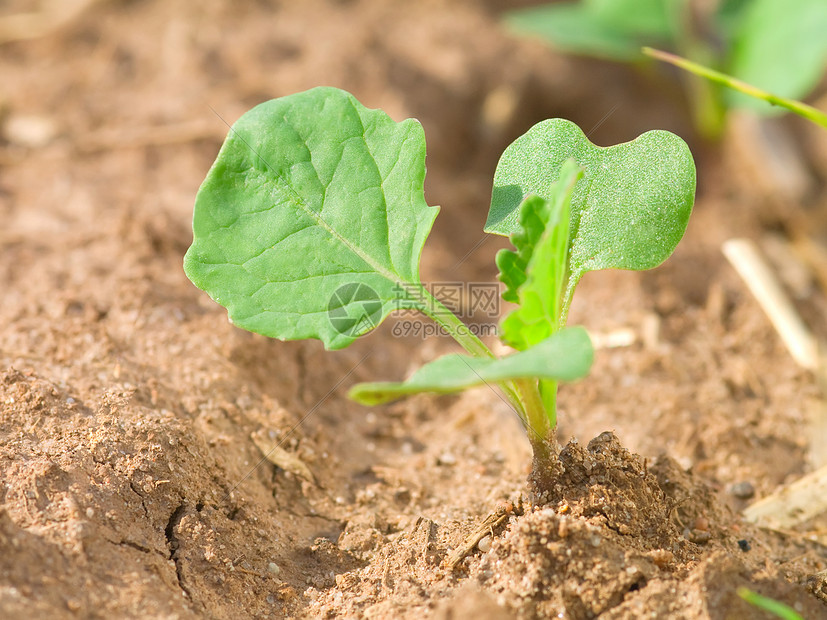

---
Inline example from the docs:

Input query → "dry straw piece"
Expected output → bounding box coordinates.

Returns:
[723,237,827,528]
[722,238,819,370]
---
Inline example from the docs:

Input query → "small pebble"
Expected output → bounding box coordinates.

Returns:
[730,481,755,500]
[438,452,457,466]
[648,549,674,568]
[267,562,281,576]
[477,536,492,553]
[737,539,751,552]
[692,516,709,531]
[688,529,711,544]
[4,114,57,148]
[85,507,94,519]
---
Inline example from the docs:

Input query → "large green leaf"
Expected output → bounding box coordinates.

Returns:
[505,0,674,60]
[485,119,695,306]
[497,160,582,351]
[184,87,439,350]
[349,327,593,405]
[714,0,752,39]
[727,0,827,113]
[585,0,675,38]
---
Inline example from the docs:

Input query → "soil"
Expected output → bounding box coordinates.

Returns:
[2,0,827,618]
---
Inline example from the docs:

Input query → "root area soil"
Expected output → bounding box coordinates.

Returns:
[2,0,827,618]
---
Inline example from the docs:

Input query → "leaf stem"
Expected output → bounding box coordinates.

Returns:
[419,290,494,359]
[643,47,827,130]
[417,288,527,418]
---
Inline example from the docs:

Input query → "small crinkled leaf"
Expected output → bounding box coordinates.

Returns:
[498,160,582,351]
[727,0,827,113]
[496,195,555,306]
[485,119,695,301]
[184,87,438,350]
[505,0,674,60]
[349,327,593,405]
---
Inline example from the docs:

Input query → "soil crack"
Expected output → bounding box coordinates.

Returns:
[164,504,192,602]
[128,480,150,518]
[101,532,168,560]
[119,539,162,557]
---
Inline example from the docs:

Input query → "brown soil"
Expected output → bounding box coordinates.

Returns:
[2,1,827,618]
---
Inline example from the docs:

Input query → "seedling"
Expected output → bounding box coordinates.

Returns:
[184,87,695,490]
[504,0,827,137]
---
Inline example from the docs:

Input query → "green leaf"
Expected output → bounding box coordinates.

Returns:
[485,118,695,312]
[349,327,593,405]
[714,0,752,39]
[737,588,804,620]
[505,0,674,60]
[496,194,557,306]
[727,0,827,113]
[505,4,642,60]
[497,160,583,351]
[183,87,439,350]
[585,0,675,38]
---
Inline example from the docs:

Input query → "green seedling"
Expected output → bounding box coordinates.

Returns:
[737,587,805,620]
[184,87,695,489]
[504,0,827,138]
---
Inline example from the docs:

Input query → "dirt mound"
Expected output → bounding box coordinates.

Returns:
[304,433,824,618]
[474,434,823,619]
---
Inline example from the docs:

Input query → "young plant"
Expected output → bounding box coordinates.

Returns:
[504,0,827,138]
[183,87,695,491]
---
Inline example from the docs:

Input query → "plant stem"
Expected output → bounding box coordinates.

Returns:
[419,290,494,359]
[520,377,558,497]
[412,282,559,488]
[417,288,527,417]
[515,377,557,489]
[515,378,550,443]
[665,0,726,140]
[684,68,726,140]
[539,379,558,428]
[643,47,827,130]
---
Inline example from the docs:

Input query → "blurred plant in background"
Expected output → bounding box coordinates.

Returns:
[504,0,827,138]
